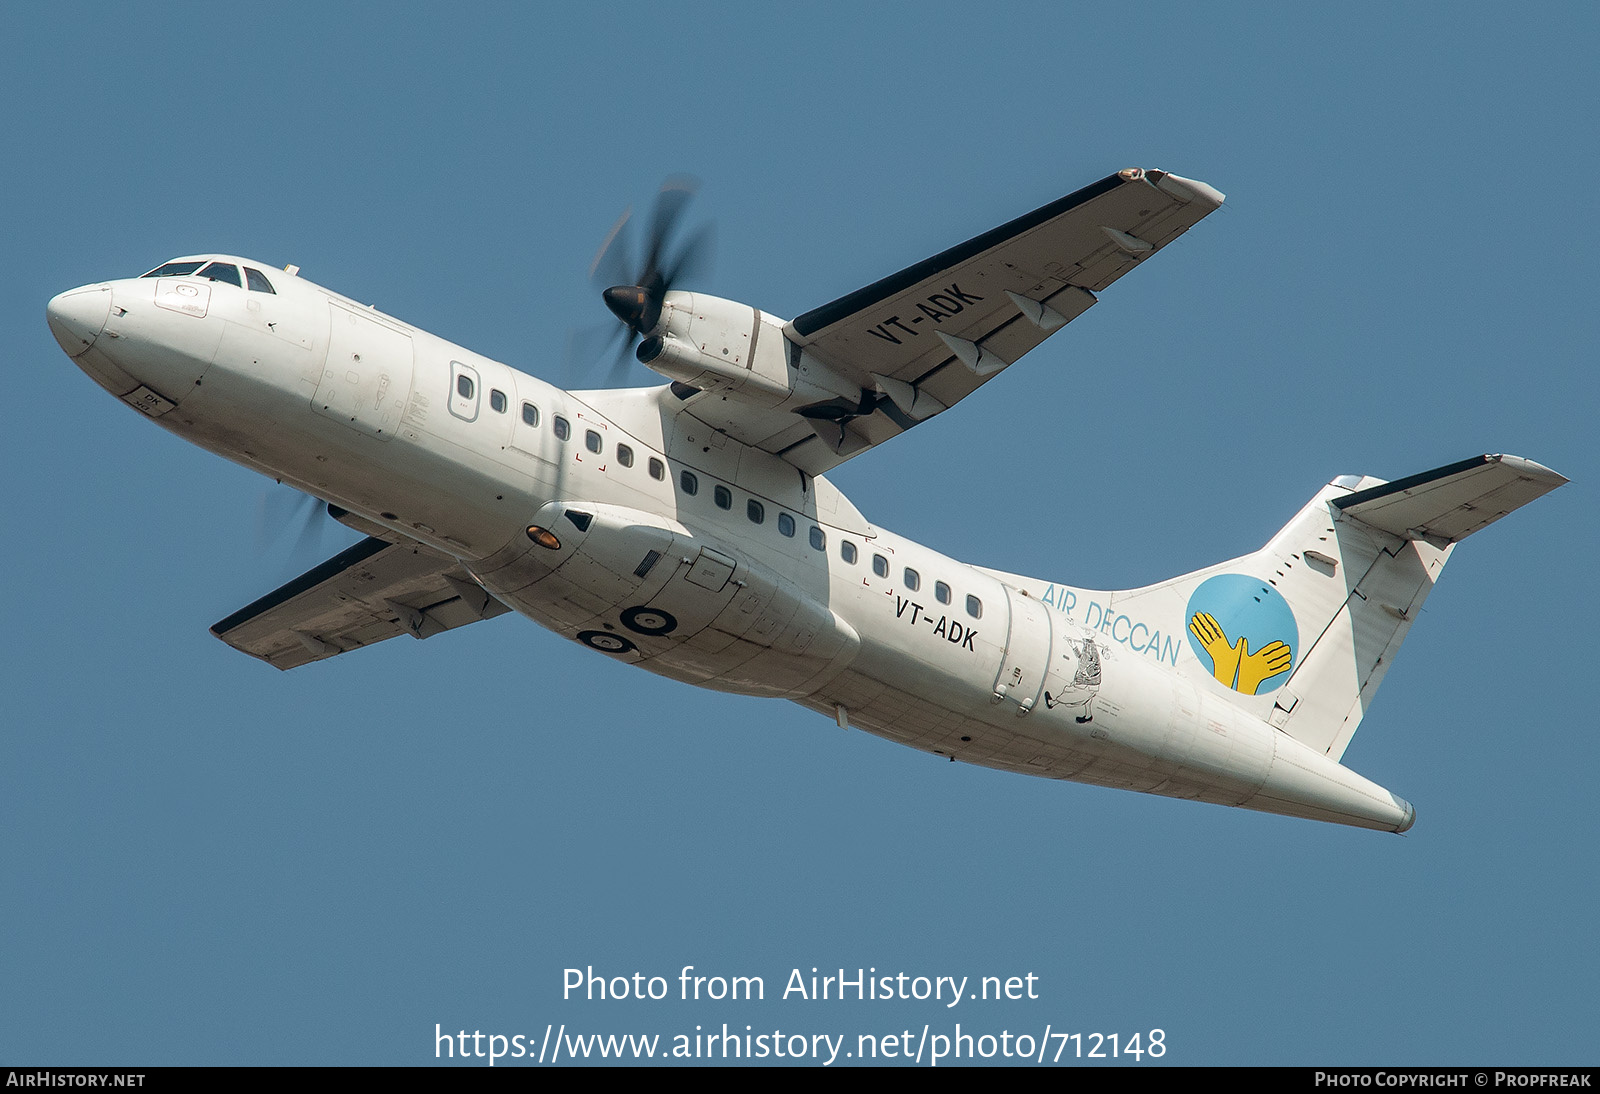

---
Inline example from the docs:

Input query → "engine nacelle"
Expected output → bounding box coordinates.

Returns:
[469,501,860,699]
[638,292,856,409]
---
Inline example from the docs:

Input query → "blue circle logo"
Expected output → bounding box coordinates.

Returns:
[1185,574,1297,695]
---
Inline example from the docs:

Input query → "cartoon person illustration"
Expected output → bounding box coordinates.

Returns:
[1188,611,1292,695]
[1045,638,1102,723]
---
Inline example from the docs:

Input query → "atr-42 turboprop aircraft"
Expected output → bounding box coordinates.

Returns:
[47,168,1565,831]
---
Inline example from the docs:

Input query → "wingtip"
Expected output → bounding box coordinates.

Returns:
[1488,453,1570,488]
[1140,169,1225,209]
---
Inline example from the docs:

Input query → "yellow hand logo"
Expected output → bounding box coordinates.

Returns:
[1189,613,1293,694]
[1189,612,1244,688]
[1237,640,1293,695]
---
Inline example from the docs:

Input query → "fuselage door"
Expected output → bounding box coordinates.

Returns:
[992,586,1053,715]
[314,303,415,438]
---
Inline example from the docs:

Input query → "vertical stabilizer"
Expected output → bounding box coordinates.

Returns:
[1286,454,1566,759]
[1104,455,1564,761]
[1253,488,1449,761]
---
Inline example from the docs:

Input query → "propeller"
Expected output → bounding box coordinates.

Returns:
[570,176,714,386]
[255,484,333,564]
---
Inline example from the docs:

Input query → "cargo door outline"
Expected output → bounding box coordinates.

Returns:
[314,303,414,438]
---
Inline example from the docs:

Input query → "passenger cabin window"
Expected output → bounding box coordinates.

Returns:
[714,485,732,510]
[142,260,205,278]
[935,581,951,605]
[809,526,826,552]
[680,470,698,495]
[490,389,507,413]
[244,267,276,293]
[553,416,570,441]
[747,499,764,524]
[904,568,920,592]
[648,458,665,481]
[617,444,634,467]
[456,374,475,399]
[521,403,539,427]
[778,513,795,538]
[198,262,241,287]
[841,541,857,564]
[585,430,602,453]
[966,595,983,619]
[872,554,888,578]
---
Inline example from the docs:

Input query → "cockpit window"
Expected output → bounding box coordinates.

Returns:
[244,267,276,294]
[197,262,241,287]
[141,261,206,278]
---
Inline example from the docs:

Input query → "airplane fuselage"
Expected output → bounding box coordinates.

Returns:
[47,258,1425,832]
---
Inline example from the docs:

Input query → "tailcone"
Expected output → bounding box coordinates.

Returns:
[1243,730,1417,833]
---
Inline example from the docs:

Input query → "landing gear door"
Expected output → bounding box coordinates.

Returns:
[992,587,1053,716]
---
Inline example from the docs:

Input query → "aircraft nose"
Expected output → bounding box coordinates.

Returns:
[47,284,112,358]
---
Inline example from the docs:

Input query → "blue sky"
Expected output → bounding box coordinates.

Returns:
[4,2,1596,1066]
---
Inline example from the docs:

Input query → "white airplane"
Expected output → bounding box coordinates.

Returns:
[46,168,1565,832]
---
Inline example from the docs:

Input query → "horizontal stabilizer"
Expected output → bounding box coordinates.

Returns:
[212,536,509,669]
[1332,454,1567,547]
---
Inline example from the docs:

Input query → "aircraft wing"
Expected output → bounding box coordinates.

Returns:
[211,536,510,670]
[761,168,1223,475]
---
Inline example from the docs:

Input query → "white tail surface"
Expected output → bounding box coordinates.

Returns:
[1103,455,1565,762]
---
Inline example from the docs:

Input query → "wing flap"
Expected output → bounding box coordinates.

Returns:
[211,536,510,670]
[1332,454,1568,546]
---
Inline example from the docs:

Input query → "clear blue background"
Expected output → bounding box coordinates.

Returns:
[3,2,1595,1066]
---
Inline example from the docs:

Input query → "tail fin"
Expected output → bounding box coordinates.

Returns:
[1113,454,1565,761]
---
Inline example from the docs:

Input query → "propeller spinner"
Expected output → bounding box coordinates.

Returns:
[580,177,714,384]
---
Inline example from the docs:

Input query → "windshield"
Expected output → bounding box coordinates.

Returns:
[141,260,206,278]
